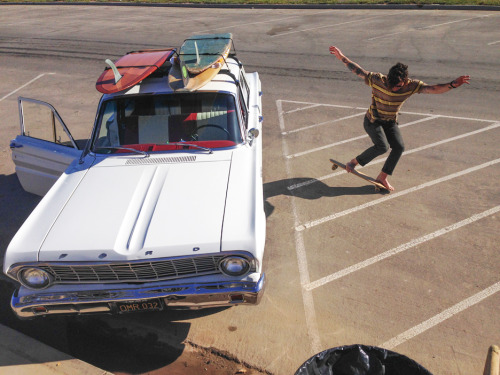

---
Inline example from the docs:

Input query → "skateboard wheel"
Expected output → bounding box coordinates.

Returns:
[331,164,338,171]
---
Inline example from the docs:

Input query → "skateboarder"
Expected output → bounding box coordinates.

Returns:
[329,46,470,191]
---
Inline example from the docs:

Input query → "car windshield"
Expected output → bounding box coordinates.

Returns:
[92,92,242,154]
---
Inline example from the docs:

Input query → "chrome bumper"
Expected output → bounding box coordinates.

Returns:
[11,274,265,319]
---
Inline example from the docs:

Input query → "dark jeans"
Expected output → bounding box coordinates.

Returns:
[356,116,405,175]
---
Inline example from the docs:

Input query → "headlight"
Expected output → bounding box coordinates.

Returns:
[19,268,52,289]
[219,256,250,277]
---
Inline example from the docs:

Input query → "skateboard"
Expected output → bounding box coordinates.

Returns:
[330,159,389,193]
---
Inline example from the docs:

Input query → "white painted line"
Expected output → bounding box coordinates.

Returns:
[282,112,365,136]
[286,121,500,191]
[280,100,495,123]
[305,206,500,291]
[284,104,322,116]
[417,13,493,30]
[272,11,409,37]
[194,15,300,33]
[368,14,494,41]
[286,115,438,159]
[277,99,322,354]
[399,110,494,123]
[194,10,330,34]
[295,158,500,232]
[367,30,408,42]
[488,40,500,46]
[381,280,500,350]
[0,73,55,102]
[281,100,365,111]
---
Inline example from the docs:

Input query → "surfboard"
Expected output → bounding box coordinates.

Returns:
[168,33,233,92]
[179,33,232,75]
[168,57,229,92]
[96,48,176,94]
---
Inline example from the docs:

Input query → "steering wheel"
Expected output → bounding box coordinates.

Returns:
[196,124,231,140]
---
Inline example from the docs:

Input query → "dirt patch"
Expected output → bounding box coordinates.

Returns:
[114,345,269,375]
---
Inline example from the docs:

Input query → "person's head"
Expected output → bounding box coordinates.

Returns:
[387,62,409,91]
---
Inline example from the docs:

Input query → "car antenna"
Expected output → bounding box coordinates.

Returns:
[105,59,122,84]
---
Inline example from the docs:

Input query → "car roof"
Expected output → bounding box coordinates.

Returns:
[102,56,242,100]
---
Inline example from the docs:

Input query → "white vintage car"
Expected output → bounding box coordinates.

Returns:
[4,50,265,318]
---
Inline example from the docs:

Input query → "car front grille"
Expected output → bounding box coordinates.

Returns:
[39,255,228,284]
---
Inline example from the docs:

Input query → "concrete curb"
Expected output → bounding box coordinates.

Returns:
[0,323,113,375]
[0,2,499,10]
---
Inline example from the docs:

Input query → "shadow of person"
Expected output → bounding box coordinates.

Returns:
[263,177,386,218]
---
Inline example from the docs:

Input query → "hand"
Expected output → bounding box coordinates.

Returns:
[329,46,344,60]
[451,75,470,88]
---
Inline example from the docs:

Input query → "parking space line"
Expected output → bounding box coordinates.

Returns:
[417,13,494,30]
[295,158,500,232]
[286,121,500,191]
[282,112,365,136]
[285,116,438,159]
[304,206,500,291]
[281,100,361,110]
[277,99,322,354]
[381,280,500,349]
[195,10,331,34]
[278,97,499,356]
[367,13,494,41]
[271,11,409,37]
[283,104,323,116]
[0,73,55,102]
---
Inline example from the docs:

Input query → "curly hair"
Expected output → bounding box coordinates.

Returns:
[387,62,409,88]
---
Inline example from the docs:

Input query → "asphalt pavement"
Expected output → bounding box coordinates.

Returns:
[1,3,499,375]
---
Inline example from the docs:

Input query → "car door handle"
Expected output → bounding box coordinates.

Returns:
[9,141,23,149]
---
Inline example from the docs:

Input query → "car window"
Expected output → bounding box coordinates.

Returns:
[20,99,76,148]
[93,93,242,153]
[239,70,250,110]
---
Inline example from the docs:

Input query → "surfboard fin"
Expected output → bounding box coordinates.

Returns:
[194,41,200,65]
[105,59,123,84]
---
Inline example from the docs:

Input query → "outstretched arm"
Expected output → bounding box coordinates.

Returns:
[329,46,369,80]
[420,75,470,94]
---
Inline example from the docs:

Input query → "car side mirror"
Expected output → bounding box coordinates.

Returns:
[247,128,259,145]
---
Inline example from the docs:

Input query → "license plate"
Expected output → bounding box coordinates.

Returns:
[116,299,163,313]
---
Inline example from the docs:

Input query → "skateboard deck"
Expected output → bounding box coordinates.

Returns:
[330,159,389,192]
[96,48,176,94]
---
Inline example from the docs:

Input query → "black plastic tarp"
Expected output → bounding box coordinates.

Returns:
[295,344,433,375]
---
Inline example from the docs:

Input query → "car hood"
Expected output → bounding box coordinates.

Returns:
[38,155,231,262]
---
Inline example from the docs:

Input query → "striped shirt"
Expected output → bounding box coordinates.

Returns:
[365,72,424,123]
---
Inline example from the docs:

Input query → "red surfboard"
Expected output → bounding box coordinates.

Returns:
[96,48,176,94]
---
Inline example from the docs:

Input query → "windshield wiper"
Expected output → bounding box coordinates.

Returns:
[161,142,213,154]
[94,146,149,157]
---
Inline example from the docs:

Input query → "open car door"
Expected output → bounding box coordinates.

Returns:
[10,97,83,196]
